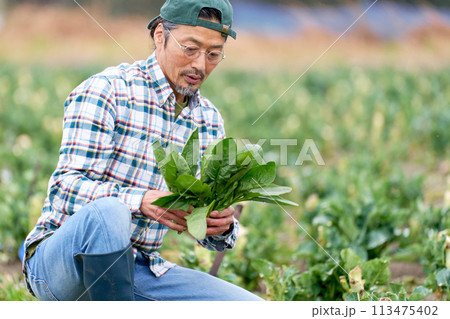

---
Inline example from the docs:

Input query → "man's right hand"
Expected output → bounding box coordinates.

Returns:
[140,190,190,233]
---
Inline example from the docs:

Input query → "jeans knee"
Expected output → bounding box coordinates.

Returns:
[87,197,131,248]
[93,197,130,223]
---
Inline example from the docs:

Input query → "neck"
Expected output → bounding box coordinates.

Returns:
[175,92,186,103]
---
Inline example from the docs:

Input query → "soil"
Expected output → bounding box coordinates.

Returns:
[389,261,425,280]
[0,260,22,276]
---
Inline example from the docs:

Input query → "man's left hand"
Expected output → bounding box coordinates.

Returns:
[205,206,235,237]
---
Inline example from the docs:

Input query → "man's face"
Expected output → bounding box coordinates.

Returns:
[154,23,226,102]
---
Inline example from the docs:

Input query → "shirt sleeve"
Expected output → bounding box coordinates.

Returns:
[47,76,147,216]
[196,217,239,252]
[217,110,226,139]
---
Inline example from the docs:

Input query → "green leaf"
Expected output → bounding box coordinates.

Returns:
[200,139,220,173]
[152,140,166,165]
[435,268,450,287]
[201,138,237,186]
[247,185,292,196]
[252,259,275,278]
[238,161,277,192]
[388,282,405,296]
[238,143,263,157]
[340,248,362,273]
[409,286,432,301]
[338,215,359,242]
[243,195,298,207]
[312,214,333,226]
[345,292,360,301]
[215,181,239,211]
[361,258,391,288]
[181,128,200,176]
[366,229,391,250]
[297,241,318,257]
[185,201,215,240]
[150,193,190,212]
[171,152,192,177]
[220,166,252,191]
[175,175,211,198]
[212,164,240,194]
[152,142,191,191]
[158,152,178,191]
[237,144,265,166]
[165,143,180,155]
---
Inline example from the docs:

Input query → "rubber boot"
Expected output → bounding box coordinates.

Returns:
[75,244,135,301]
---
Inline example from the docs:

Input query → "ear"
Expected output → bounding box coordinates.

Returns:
[154,23,165,49]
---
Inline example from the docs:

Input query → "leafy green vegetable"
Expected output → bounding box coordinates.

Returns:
[185,201,215,240]
[151,128,298,239]
[181,126,199,176]
[150,193,191,212]
[435,269,450,288]
[408,286,433,301]
[361,257,391,288]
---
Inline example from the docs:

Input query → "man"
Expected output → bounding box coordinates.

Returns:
[23,0,262,301]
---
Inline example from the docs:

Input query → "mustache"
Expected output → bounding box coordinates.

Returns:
[180,70,205,80]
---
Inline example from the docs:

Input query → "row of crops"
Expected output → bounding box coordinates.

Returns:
[0,63,449,300]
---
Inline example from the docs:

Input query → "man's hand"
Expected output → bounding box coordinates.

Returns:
[140,190,190,233]
[205,206,235,237]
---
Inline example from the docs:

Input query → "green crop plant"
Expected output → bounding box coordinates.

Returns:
[151,128,298,239]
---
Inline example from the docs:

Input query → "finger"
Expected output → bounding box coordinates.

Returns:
[206,216,234,227]
[157,217,187,232]
[209,210,220,218]
[165,221,187,232]
[206,226,231,237]
[210,207,235,218]
[169,209,190,218]
[160,211,188,227]
[148,207,187,227]
[152,206,172,220]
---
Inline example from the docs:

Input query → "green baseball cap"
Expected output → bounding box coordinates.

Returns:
[147,0,237,40]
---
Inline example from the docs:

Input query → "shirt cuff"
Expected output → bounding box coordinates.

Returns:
[210,222,234,241]
[118,187,148,213]
[199,218,239,252]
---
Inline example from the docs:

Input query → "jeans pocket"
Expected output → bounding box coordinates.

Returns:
[27,276,59,301]
[26,256,59,301]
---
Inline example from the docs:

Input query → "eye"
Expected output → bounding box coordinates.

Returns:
[208,51,222,59]
[184,46,200,56]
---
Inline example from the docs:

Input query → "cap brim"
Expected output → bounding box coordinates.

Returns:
[146,15,236,40]
[147,16,160,29]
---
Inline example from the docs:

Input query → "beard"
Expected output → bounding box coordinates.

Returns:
[174,69,205,97]
[174,84,198,97]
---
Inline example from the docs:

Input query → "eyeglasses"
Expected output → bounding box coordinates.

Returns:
[168,31,225,65]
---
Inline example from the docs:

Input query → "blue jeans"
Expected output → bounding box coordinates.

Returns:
[25,198,263,301]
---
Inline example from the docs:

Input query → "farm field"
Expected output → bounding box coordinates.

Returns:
[0,62,449,300]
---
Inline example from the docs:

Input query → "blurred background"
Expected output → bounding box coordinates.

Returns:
[0,0,449,301]
[1,0,450,67]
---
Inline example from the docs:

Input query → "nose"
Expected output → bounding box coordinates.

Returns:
[190,51,207,73]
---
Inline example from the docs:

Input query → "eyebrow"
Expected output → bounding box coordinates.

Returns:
[183,37,224,50]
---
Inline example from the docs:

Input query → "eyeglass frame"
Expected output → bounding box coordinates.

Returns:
[167,30,226,65]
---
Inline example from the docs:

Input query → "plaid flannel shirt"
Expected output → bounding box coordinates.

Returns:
[23,52,239,282]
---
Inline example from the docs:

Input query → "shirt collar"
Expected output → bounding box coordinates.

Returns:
[145,52,173,107]
[145,52,200,110]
